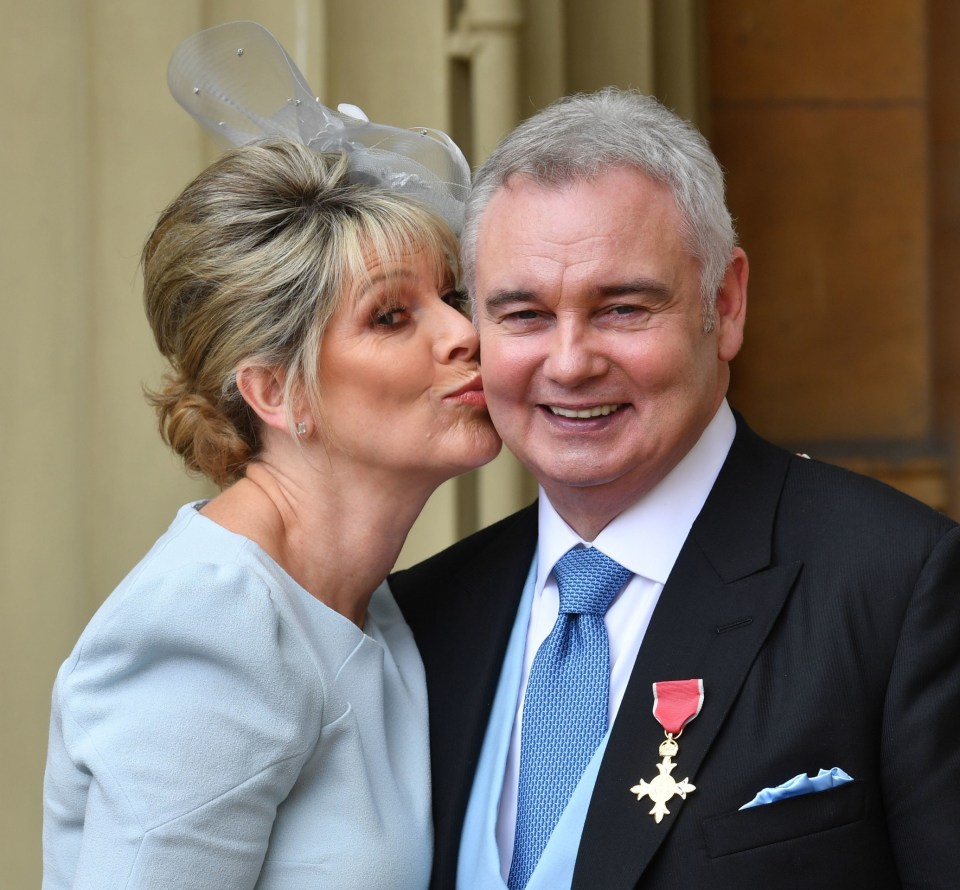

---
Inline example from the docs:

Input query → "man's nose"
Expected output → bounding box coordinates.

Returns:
[542,321,608,385]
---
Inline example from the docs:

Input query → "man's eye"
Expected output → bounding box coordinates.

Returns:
[611,304,639,315]
[509,309,540,320]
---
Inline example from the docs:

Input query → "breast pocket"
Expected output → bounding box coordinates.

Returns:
[701,781,865,858]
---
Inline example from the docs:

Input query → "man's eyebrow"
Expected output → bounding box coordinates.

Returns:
[483,280,672,307]
[597,279,672,300]
[483,289,538,309]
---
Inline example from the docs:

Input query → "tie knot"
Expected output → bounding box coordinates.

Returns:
[553,547,631,616]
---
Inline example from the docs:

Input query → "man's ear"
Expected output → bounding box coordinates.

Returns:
[235,364,291,433]
[715,247,748,363]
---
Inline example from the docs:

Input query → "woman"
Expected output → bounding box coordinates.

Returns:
[42,25,500,890]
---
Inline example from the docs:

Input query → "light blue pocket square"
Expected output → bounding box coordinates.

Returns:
[739,767,854,810]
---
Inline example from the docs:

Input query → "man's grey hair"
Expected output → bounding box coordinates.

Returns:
[461,88,736,330]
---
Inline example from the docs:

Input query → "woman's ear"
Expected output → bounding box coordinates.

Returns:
[235,364,291,433]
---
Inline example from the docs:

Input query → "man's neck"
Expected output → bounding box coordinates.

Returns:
[538,402,737,541]
[542,484,653,541]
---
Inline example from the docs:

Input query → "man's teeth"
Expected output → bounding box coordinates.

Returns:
[548,404,621,419]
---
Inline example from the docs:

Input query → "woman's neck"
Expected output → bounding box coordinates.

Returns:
[201,458,436,626]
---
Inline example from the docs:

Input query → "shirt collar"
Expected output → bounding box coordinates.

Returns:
[537,400,736,590]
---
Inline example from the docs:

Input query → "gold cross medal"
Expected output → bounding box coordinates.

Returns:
[630,679,703,823]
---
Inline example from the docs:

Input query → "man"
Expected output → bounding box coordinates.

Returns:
[391,89,960,889]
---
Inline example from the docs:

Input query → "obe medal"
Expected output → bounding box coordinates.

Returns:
[629,678,703,823]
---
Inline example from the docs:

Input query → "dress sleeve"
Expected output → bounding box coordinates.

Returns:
[881,524,960,886]
[46,561,326,890]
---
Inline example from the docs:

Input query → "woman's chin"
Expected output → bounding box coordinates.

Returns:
[438,427,503,479]
[467,425,504,469]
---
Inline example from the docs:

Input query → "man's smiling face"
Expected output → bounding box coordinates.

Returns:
[474,166,746,533]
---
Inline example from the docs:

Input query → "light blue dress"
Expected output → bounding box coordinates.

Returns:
[42,503,431,889]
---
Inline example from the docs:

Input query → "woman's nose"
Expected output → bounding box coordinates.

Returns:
[434,299,480,362]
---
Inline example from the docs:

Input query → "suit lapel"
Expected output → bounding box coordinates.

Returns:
[392,503,538,888]
[574,420,800,889]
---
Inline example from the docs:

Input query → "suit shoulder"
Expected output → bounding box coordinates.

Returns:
[391,501,537,595]
[783,451,956,541]
[734,414,954,532]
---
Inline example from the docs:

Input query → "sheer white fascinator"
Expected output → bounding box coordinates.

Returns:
[167,21,471,234]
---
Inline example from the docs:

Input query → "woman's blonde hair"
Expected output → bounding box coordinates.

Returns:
[143,138,458,486]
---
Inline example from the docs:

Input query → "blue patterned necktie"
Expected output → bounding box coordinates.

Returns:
[507,546,632,890]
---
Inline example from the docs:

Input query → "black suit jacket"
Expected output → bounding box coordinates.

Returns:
[391,418,960,889]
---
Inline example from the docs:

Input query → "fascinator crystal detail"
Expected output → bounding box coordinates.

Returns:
[167,21,471,234]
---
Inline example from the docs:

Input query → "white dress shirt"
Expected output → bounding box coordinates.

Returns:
[494,401,736,876]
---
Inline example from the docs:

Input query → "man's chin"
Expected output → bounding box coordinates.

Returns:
[522,460,632,493]
[519,451,669,504]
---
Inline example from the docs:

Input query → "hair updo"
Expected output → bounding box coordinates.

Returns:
[143,138,458,487]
